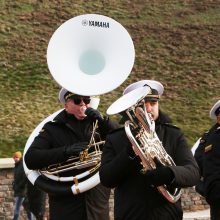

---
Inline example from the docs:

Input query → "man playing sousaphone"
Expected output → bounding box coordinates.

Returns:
[100,80,200,220]
[25,88,118,220]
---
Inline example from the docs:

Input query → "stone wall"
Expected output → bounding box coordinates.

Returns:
[0,158,209,220]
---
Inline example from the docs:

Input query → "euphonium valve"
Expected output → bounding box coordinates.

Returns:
[125,105,181,203]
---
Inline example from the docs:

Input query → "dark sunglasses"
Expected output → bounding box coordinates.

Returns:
[72,97,91,105]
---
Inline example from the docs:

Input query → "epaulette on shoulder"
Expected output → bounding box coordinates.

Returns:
[45,119,58,125]
[42,120,58,129]
[202,131,209,136]
[163,123,180,130]
[49,119,57,123]
[199,130,210,142]
[39,120,58,133]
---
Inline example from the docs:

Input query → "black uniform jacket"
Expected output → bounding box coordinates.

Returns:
[25,109,118,220]
[100,111,200,220]
[194,124,218,196]
[202,124,220,205]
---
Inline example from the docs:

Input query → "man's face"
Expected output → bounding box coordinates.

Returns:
[144,100,159,121]
[13,156,21,163]
[65,95,91,120]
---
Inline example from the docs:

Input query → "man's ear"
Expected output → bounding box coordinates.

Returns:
[64,103,68,110]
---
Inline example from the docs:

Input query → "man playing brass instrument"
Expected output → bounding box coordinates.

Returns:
[25,88,118,220]
[100,80,200,220]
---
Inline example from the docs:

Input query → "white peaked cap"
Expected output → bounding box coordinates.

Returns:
[58,87,100,109]
[209,99,220,119]
[59,87,69,104]
[123,80,164,95]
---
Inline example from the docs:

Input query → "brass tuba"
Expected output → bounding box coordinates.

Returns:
[107,86,181,203]
[41,121,104,176]
[23,14,135,195]
[23,110,104,195]
[39,120,105,194]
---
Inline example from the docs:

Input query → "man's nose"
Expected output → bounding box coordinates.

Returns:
[79,99,86,105]
[145,102,152,112]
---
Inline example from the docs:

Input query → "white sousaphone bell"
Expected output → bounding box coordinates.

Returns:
[23,14,135,195]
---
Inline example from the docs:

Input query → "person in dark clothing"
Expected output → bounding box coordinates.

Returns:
[194,99,220,220]
[25,88,118,220]
[12,151,33,220]
[100,80,200,220]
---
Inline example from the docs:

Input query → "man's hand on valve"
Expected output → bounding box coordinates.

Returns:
[144,158,174,186]
[64,142,88,158]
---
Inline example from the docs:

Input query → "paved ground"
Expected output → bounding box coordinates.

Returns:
[183,209,210,220]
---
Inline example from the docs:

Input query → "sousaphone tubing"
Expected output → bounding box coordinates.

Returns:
[24,14,135,195]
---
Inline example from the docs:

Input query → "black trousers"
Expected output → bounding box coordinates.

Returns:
[210,203,220,220]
